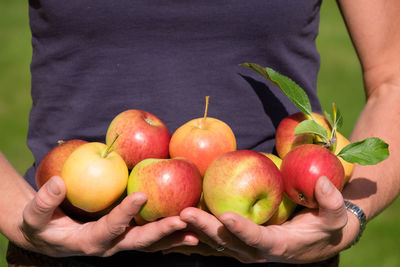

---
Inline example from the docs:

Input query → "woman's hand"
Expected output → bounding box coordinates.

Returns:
[19,176,198,258]
[169,176,359,264]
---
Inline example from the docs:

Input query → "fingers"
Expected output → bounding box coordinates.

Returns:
[90,192,147,245]
[143,231,199,252]
[180,207,232,249]
[315,176,348,231]
[83,194,193,255]
[181,207,265,250]
[163,242,224,257]
[118,216,192,252]
[181,208,268,263]
[22,176,66,231]
[219,212,267,250]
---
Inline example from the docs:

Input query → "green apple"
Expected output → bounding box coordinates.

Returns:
[203,150,283,225]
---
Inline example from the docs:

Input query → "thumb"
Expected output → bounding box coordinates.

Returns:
[315,176,347,231]
[23,176,66,231]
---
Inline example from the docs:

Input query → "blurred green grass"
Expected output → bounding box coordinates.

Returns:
[0,1,399,267]
[0,2,33,266]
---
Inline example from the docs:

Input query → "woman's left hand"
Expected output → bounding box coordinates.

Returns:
[165,176,359,264]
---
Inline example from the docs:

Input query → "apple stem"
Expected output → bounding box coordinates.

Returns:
[329,124,338,141]
[201,96,210,129]
[57,140,65,145]
[101,133,119,158]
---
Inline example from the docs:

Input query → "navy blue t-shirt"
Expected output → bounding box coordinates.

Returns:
[26,1,322,266]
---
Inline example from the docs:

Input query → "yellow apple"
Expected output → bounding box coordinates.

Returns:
[61,142,129,213]
[335,132,354,188]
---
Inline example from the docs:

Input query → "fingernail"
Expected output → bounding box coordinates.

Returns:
[320,176,333,196]
[183,234,199,246]
[184,215,195,223]
[223,218,235,227]
[48,178,61,196]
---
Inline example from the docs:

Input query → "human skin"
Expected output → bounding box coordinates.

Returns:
[165,177,356,263]
[0,152,198,257]
[166,0,400,263]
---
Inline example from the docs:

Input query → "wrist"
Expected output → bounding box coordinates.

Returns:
[4,207,35,252]
[338,200,367,252]
[343,200,367,249]
[0,190,36,251]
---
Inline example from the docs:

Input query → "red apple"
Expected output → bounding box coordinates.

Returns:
[61,141,129,213]
[169,96,236,176]
[35,139,88,189]
[106,109,171,169]
[275,112,331,159]
[260,153,297,225]
[280,144,344,208]
[203,150,283,225]
[275,112,354,187]
[127,158,203,222]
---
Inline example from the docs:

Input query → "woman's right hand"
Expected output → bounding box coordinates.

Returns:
[19,176,198,257]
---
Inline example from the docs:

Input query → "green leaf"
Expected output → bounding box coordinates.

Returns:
[337,137,389,165]
[323,110,334,129]
[294,120,329,143]
[240,63,312,116]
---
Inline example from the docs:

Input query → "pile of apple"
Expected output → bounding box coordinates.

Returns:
[35,63,389,226]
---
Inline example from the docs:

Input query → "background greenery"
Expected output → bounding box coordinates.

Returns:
[0,1,398,266]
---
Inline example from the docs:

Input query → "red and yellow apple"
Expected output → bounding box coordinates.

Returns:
[203,150,283,225]
[127,158,203,222]
[35,139,88,189]
[260,153,297,225]
[280,144,344,209]
[61,142,129,213]
[106,109,171,169]
[169,96,236,176]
